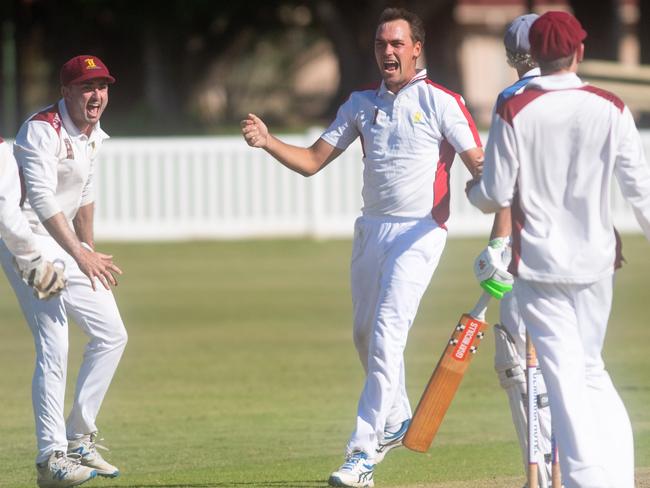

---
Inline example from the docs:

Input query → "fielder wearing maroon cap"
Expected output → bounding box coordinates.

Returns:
[60,55,116,86]
[529,11,587,62]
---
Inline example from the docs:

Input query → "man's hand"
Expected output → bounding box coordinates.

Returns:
[474,237,513,299]
[241,113,269,148]
[19,257,67,300]
[76,242,122,290]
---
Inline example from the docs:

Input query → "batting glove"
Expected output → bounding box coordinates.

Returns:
[474,237,513,300]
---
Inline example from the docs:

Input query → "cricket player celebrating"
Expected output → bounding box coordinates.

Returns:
[0,55,127,488]
[0,137,65,299]
[473,14,556,487]
[242,8,483,487]
[468,11,650,487]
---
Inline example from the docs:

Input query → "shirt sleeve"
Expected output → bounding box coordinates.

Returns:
[439,93,482,153]
[320,96,359,150]
[468,113,518,213]
[0,143,41,268]
[614,107,650,240]
[14,121,62,222]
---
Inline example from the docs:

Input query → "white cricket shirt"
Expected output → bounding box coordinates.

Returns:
[0,139,40,268]
[469,72,650,283]
[14,99,109,235]
[321,69,481,224]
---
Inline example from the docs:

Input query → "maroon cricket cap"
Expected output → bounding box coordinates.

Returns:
[529,11,587,62]
[60,55,116,86]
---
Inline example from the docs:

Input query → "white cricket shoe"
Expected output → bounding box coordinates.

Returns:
[328,450,375,488]
[375,418,410,463]
[36,451,97,488]
[67,432,119,478]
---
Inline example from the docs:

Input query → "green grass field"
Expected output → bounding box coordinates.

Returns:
[0,236,648,488]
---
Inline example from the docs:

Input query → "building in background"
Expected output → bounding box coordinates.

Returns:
[0,0,647,136]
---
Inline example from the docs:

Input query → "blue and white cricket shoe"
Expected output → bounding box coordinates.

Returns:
[68,432,119,478]
[328,450,375,487]
[36,451,97,488]
[375,418,410,463]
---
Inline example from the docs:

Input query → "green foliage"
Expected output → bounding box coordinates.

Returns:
[0,236,648,487]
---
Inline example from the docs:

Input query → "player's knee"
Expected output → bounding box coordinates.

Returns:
[112,324,128,349]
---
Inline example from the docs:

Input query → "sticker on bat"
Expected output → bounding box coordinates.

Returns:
[452,318,482,361]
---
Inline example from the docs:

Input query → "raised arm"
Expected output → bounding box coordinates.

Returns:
[241,113,343,176]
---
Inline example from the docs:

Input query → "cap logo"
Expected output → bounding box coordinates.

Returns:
[84,58,98,70]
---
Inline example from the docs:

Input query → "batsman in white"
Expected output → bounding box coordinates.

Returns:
[0,55,128,488]
[473,14,556,487]
[0,137,65,299]
[242,7,483,488]
[467,11,650,488]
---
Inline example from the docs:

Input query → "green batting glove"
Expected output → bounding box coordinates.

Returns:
[480,277,513,300]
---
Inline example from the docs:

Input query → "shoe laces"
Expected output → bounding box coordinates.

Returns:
[51,452,83,473]
[87,432,110,452]
[342,451,368,470]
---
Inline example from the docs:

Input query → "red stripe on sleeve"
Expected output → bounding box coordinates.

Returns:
[30,104,63,135]
[431,139,456,228]
[497,89,546,126]
[579,85,625,113]
[425,79,482,147]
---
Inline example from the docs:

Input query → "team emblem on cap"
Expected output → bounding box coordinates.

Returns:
[84,58,98,70]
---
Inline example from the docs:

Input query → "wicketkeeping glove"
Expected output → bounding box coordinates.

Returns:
[473,237,514,300]
[18,256,67,300]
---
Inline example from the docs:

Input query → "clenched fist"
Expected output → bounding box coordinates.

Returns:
[240,113,269,148]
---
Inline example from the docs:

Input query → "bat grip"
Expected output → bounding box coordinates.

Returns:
[469,291,491,321]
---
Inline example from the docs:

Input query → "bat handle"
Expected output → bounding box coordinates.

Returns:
[469,291,491,321]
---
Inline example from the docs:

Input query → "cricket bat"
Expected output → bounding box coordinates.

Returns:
[403,292,491,452]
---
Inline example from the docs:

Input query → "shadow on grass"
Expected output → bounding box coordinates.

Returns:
[99,481,327,488]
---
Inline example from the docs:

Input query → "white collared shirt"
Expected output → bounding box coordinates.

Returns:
[14,99,109,235]
[321,69,481,223]
[0,139,40,267]
[469,72,650,283]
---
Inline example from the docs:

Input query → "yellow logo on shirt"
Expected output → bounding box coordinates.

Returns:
[413,111,424,124]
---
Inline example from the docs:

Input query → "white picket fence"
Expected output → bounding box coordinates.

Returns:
[93,130,650,240]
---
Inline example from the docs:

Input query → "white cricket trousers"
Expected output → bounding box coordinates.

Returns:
[347,215,446,456]
[515,277,634,488]
[0,235,128,464]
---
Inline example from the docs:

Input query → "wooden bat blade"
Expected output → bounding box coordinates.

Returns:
[403,312,488,452]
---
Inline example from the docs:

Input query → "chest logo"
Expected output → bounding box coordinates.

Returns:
[412,111,424,124]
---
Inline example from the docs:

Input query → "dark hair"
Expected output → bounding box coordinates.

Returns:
[378,7,425,45]
[538,53,574,73]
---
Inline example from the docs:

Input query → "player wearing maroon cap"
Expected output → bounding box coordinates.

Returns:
[467,11,650,487]
[0,55,125,487]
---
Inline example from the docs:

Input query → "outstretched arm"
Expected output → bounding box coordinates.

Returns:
[241,113,343,176]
